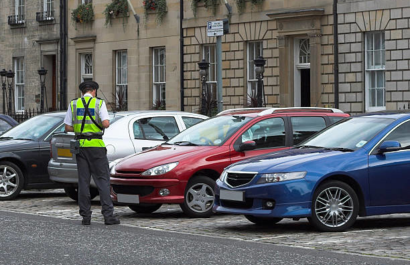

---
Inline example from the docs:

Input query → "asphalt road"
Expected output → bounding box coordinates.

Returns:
[1,211,409,265]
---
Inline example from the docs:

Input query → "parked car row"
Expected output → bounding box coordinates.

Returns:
[2,107,410,232]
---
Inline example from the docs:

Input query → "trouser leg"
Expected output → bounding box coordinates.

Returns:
[76,150,92,218]
[88,147,114,218]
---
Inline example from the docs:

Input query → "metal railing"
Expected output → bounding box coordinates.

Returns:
[8,15,25,26]
[36,11,55,22]
[8,109,48,123]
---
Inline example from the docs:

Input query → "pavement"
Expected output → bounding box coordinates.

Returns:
[2,189,410,262]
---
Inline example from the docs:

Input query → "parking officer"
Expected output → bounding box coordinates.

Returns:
[64,81,120,225]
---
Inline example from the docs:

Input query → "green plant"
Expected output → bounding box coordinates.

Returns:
[103,0,129,26]
[143,0,167,24]
[152,99,166,110]
[191,0,219,17]
[71,3,94,24]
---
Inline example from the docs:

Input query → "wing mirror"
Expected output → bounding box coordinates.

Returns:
[239,140,256,152]
[378,141,401,154]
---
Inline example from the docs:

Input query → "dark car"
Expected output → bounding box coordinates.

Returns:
[0,112,66,200]
[0,114,18,135]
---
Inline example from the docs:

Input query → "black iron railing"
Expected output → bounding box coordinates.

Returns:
[7,109,53,123]
[36,11,55,22]
[8,15,25,26]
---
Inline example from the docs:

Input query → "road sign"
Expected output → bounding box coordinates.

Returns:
[207,21,224,37]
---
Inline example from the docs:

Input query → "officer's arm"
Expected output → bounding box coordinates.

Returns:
[102,119,110,129]
[65,125,74,132]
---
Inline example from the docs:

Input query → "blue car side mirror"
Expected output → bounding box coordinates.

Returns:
[378,140,401,154]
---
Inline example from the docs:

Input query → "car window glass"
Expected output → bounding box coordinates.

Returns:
[241,118,285,149]
[383,120,410,147]
[169,115,252,146]
[182,117,204,128]
[2,115,63,140]
[329,116,344,125]
[44,123,66,141]
[302,117,394,150]
[0,119,11,134]
[137,117,179,141]
[291,117,326,145]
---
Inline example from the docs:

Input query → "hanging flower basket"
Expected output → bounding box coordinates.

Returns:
[71,3,94,24]
[143,0,167,25]
[103,0,129,26]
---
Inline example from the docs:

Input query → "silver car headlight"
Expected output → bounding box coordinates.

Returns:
[256,172,307,184]
[141,162,179,176]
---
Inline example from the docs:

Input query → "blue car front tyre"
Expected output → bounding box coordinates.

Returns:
[309,180,359,232]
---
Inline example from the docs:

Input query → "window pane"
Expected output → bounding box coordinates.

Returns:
[182,117,204,128]
[384,121,410,147]
[291,117,326,145]
[140,117,178,140]
[376,88,384,107]
[242,118,285,149]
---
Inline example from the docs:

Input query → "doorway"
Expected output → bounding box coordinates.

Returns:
[294,38,311,107]
[43,55,57,111]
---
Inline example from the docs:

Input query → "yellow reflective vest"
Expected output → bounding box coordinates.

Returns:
[71,96,105,147]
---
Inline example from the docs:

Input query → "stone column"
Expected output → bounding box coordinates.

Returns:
[308,30,322,107]
[278,35,291,107]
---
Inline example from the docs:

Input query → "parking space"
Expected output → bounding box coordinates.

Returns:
[2,190,410,261]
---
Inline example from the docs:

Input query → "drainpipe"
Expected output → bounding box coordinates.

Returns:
[59,0,67,110]
[333,0,339,109]
[180,0,185,111]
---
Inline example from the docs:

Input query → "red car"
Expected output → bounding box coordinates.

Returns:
[110,108,349,217]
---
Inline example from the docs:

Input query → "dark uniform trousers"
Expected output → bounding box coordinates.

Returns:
[76,147,114,218]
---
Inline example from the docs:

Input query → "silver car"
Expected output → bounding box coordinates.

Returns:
[48,111,207,200]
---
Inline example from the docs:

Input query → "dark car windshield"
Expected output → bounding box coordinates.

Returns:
[1,115,63,141]
[299,117,395,151]
[168,115,252,146]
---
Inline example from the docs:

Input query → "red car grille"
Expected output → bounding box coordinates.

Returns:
[112,185,154,196]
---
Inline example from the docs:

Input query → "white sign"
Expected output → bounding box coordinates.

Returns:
[207,21,224,37]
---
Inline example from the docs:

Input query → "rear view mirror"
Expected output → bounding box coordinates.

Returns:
[378,141,401,154]
[239,140,256,152]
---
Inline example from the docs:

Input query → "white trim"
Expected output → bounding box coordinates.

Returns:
[153,47,166,105]
[80,53,93,82]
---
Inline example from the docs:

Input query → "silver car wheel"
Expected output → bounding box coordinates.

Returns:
[314,186,354,228]
[186,183,215,213]
[0,165,19,198]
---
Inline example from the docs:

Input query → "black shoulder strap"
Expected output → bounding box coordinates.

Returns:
[81,97,103,132]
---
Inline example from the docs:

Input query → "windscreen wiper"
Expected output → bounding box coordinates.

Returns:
[296,145,324,149]
[14,138,34,141]
[324,147,354,152]
[173,141,198,146]
[0,136,13,140]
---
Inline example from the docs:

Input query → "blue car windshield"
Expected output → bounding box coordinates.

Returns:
[1,115,63,141]
[168,115,252,146]
[300,117,395,151]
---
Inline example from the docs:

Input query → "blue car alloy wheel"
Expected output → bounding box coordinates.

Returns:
[308,180,359,232]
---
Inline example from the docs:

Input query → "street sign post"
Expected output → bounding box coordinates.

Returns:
[207,21,224,37]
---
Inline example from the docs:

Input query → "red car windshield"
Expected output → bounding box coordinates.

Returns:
[168,115,252,146]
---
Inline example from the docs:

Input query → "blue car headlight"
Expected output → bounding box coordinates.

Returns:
[141,162,179,176]
[256,172,307,184]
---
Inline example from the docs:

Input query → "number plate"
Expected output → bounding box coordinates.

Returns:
[220,190,244,202]
[57,148,72,157]
[117,194,140,204]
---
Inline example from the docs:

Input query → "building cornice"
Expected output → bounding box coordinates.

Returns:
[267,8,325,20]
[70,35,97,43]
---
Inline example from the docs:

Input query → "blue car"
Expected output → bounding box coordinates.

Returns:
[214,112,410,232]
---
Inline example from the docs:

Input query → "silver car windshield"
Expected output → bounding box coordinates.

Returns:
[168,115,252,146]
[1,115,63,141]
[299,117,394,151]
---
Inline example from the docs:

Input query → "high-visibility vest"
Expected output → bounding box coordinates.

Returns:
[71,96,105,147]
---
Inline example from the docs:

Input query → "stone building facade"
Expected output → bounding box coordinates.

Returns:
[0,0,61,113]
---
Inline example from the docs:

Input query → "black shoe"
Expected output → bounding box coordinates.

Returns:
[104,216,120,225]
[82,217,91,225]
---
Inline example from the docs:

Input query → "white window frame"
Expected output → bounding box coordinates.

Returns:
[81,53,93,82]
[14,57,25,112]
[247,41,263,105]
[365,31,386,112]
[203,45,217,103]
[82,0,92,4]
[43,0,54,18]
[116,50,128,110]
[153,47,166,107]
[15,0,25,21]
[294,38,311,107]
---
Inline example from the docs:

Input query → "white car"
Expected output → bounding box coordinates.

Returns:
[48,111,207,200]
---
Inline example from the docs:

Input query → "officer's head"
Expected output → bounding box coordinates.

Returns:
[79,81,99,95]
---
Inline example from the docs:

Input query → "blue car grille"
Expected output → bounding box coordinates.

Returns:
[226,172,256,187]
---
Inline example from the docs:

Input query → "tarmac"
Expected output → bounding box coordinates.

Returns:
[1,189,410,262]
